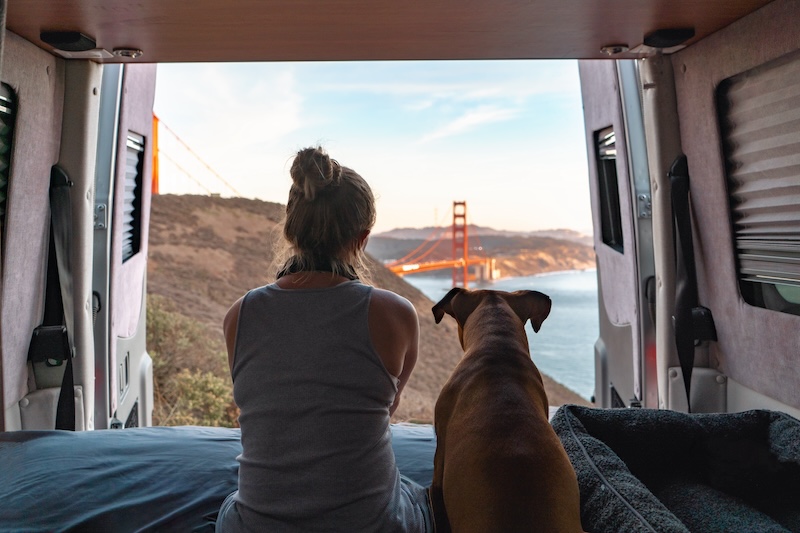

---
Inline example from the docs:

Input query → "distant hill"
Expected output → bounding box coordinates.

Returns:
[147,194,591,423]
[367,227,595,279]
[375,225,592,246]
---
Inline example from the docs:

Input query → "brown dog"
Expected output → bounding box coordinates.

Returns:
[430,288,582,533]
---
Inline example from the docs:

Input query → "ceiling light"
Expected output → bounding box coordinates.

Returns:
[600,44,630,56]
[113,48,144,59]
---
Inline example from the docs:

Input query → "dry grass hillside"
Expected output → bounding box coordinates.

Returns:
[147,194,590,424]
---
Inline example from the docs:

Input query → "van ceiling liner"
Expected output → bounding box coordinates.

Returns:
[8,0,773,63]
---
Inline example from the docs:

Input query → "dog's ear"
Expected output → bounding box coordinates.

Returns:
[507,291,552,332]
[432,287,465,324]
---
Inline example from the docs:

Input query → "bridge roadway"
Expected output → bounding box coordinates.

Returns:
[389,257,492,276]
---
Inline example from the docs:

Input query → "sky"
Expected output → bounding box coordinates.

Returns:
[153,60,593,235]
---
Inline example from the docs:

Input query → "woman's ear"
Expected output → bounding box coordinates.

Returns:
[358,230,370,250]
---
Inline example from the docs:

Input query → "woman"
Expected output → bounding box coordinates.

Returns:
[216,147,432,532]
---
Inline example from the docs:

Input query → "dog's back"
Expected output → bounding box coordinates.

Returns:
[431,289,583,533]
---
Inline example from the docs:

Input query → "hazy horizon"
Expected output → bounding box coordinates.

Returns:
[372,224,593,237]
[154,60,593,235]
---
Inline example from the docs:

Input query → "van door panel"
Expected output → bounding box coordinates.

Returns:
[96,63,155,427]
[671,0,800,411]
[580,60,645,408]
[1,31,64,430]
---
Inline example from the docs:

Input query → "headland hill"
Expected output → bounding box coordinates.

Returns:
[146,194,594,425]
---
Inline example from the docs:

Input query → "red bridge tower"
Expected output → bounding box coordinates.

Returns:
[452,201,469,288]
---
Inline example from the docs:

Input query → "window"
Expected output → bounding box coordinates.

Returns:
[0,83,17,252]
[596,127,624,253]
[718,50,800,315]
[122,133,144,262]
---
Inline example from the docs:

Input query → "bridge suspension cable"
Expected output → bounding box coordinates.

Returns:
[386,206,453,266]
[158,151,215,195]
[399,229,449,265]
[386,228,447,267]
[155,115,243,197]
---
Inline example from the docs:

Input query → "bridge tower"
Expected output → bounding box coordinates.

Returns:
[452,201,469,288]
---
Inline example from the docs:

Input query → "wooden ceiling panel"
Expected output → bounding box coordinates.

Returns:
[6,0,775,63]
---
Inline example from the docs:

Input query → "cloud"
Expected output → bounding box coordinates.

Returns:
[309,60,580,103]
[155,63,306,146]
[405,99,435,111]
[419,105,520,142]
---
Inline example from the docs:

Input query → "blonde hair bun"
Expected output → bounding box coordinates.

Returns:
[278,145,376,283]
[290,146,342,201]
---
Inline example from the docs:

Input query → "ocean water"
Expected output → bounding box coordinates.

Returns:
[406,270,598,400]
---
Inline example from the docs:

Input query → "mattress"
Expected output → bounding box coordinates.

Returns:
[0,423,436,532]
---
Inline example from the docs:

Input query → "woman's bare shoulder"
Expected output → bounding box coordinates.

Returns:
[369,287,417,316]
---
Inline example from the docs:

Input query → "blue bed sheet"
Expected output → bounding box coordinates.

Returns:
[0,423,436,532]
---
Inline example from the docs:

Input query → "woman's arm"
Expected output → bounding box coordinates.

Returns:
[368,289,420,417]
[223,296,244,374]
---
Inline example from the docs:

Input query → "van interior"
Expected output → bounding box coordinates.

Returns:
[1,1,799,531]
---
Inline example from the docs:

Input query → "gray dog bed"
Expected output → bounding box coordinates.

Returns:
[551,405,800,532]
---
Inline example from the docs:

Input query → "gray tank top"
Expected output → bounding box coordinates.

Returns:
[232,280,425,532]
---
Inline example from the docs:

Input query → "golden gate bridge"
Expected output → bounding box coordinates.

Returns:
[386,201,498,289]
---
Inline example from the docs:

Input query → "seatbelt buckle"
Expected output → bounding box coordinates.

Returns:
[28,325,73,367]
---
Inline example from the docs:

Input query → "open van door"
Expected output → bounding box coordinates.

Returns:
[92,64,156,429]
[580,60,657,409]
[0,36,154,431]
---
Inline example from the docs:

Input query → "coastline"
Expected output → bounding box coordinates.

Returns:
[478,267,597,285]
[542,373,593,408]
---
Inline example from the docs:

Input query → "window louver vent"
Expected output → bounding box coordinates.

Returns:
[122,133,144,262]
[719,51,800,290]
[0,84,17,248]
[596,127,624,253]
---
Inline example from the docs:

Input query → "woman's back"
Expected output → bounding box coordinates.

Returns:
[232,280,422,532]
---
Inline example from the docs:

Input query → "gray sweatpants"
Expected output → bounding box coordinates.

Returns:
[216,475,433,533]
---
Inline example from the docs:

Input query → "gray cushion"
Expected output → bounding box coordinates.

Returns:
[551,405,800,533]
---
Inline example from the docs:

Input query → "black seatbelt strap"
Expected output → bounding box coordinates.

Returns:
[27,166,75,430]
[669,155,717,412]
[50,166,76,430]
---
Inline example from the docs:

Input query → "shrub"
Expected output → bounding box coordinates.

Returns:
[146,294,238,427]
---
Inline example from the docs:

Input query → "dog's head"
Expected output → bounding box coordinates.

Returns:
[432,287,551,345]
